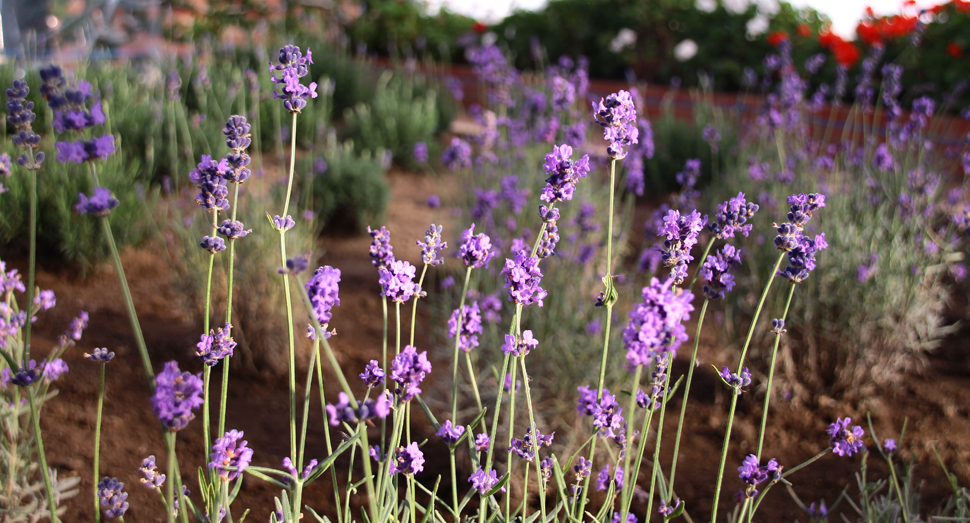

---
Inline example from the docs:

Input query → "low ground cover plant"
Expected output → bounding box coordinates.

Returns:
[0,35,968,523]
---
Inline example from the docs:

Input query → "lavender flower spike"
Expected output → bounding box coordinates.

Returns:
[367,225,395,269]
[707,192,759,239]
[97,477,129,518]
[436,420,465,445]
[458,223,495,268]
[390,345,432,401]
[305,266,341,325]
[389,442,425,475]
[700,244,742,300]
[268,45,318,113]
[501,251,548,307]
[622,277,694,368]
[658,209,705,284]
[151,361,204,431]
[593,90,639,159]
[379,259,421,303]
[827,417,865,457]
[449,301,483,352]
[209,430,254,481]
[541,144,591,203]
[417,224,447,266]
[76,187,119,217]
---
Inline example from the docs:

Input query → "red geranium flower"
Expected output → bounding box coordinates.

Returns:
[948,42,964,58]
[767,30,789,47]
[797,24,811,37]
[472,21,488,34]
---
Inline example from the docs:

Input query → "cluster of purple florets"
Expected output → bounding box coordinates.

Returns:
[326,391,391,426]
[593,90,639,159]
[436,420,466,445]
[501,330,539,357]
[541,144,591,203]
[209,430,254,481]
[37,66,116,165]
[774,193,828,283]
[719,366,752,391]
[390,345,432,401]
[218,220,251,240]
[417,224,447,266]
[389,442,425,475]
[222,115,252,183]
[139,456,165,490]
[700,244,742,300]
[708,192,759,239]
[622,277,695,368]
[827,417,865,457]
[75,187,120,217]
[458,224,495,269]
[359,360,385,387]
[196,323,236,366]
[190,155,231,212]
[509,424,554,461]
[5,80,44,170]
[658,209,705,284]
[449,302,483,352]
[269,45,318,113]
[537,205,561,258]
[469,467,501,493]
[97,477,129,518]
[367,226,395,269]
[737,454,782,498]
[151,361,204,431]
[501,251,548,307]
[200,236,226,254]
[379,260,421,303]
[441,137,473,170]
[636,353,671,411]
[305,266,341,326]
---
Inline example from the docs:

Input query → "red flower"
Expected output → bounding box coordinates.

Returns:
[767,30,789,47]
[819,31,861,68]
[472,21,488,34]
[797,24,811,37]
[948,42,964,58]
[856,21,882,45]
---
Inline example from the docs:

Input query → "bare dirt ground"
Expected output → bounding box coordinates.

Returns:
[9,168,970,522]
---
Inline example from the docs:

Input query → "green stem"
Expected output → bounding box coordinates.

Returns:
[451,267,473,422]
[94,365,106,523]
[749,449,830,517]
[668,299,710,496]
[219,182,241,438]
[202,212,217,481]
[687,238,716,294]
[449,447,459,515]
[710,392,739,523]
[28,387,58,523]
[619,366,643,523]
[166,432,175,523]
[409,264,428,348]
[886,455,910,523]
[520,356,547,522]
[464,351,483,413]
[282,113,299,219]
[101,217,155,389]
[646,359,673,519]
[736,252,786,370]
[312,341,343,523]
[278,112,300,494]
[23,169,36,361]
[755,285,795,460]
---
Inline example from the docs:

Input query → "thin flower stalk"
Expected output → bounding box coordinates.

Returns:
[312,338,343,523]
[202,210,218,478]
[27,388,58,523]
[23,169,36,361]
[449,266,473,513]
[218,181,243,438]
[668,298,710,498]
[646,360,674,519]
[749,449,830,516]
[687,237,716,294]
[756,285,796,459]
[618,364,644,523]
[520,356,549,522]
[278,112,300,479]
[409,264,429,348]
[710,251,786,523]
[93,363,106,523]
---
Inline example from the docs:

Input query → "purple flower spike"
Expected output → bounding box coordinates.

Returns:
[367,225,395,269]
[305,266,341,325]
[97,477,129,518]
[139,456,166,490]
[502,251,547,307]
[658,209,705,285]
[708,192,759,239]
[458,224,495,269]
[189,155,230,212]
[269,45,317,113]
[593,90,639,159]
[360,360,385,387]
[200,235,226,253]
[469,467,502,493]
[417,224,447,266]
[41,358,69,382]
[501,330,539,357]
[700,244,742,300]
[390,345,432,401]
[76,187,119,217]
[196,323,236,366]
[389,442,424,475]
[786,193,826,227]
[779,233,828,283]
[611,512,637,523]
[218,219,251,240]
[449,302,483,352]
[379,259,421,303]
[509,424,555,461]
[272,215,295,231]
[85,348,115,363]
[436,420,465,445]
[622,277,694,368]
[719,366,752,390]
[413,142,428,163]
[209,430,254,481]
[659,499,682,517]
[475,433,490,451]
[541,144,591,203]
[828,417,865,457]
[737,454,782,498]
[151,361,204,431]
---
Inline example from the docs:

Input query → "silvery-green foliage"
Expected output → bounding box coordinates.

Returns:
[306,131,390,232]
[345,71,439,168]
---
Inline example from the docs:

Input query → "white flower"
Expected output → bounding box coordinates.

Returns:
[746,14,770,37]
[722,0,749,14]
[696,0,717,13]
[609,28,638,54]
[673,39,698,62]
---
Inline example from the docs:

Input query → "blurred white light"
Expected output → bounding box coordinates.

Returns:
[674,39,698,62]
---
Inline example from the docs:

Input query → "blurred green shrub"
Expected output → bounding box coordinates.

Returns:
[304,132,390,232]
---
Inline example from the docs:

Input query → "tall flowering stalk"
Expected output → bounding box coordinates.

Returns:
[86,348,115,523]
[267,44,317,523]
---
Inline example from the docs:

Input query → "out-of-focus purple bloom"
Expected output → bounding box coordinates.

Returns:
[786,193,826,227]
[441,275,455,289]
[390,345,432,401]
[282,456,319,481]
[595,465,623,491]
[218,220,251,240]
[708,193,759,239]
[426,194,440,209]
[268,45,318,113]
[593,90,639,159]
[502,251,547,307]
[807,501,828,518]
[873,144,894,171]
[441,137,473,170]
[700,244,742,300]
[41,358,68,382]
[737,454,782,498]
[189,155,230,212]
[152,361,204,431]
[56,140,87,163]
[480,293,502,324]
[623,278,694,367]
[413,142,428,163]
[196,323,236,366]
[139,456,166,490]
[86,347,115,363]
[436,420,465,445]
[541,144,591,203]
[551,75,575,112]
[828,417,865,457]
[367,226,395,270]
[272,215,295,231]
[857,253,878,282]
[97,477,129,518]
[771,319,787,334]
[458,224,495,269]
[884,438,896,453]
[590,392,624,439]
[306,266,341,325]
[280,254,309,277]
[389,442,424,475]
[449,302,483,352]
[0,262,26,295]
[200,235,226,254]
[469,467,501,493]
[76,187,119,217]
[779,233,828,283]
[702,124,722,152]
[209,430,253,481]
[658,209,705,284]
[33,289,55,311]
[66,310,89,340]
[501,330,539,357]
[611,512,636,523]
[417,224,447,266]
[326,391,391,426]
[379,260,421,304]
